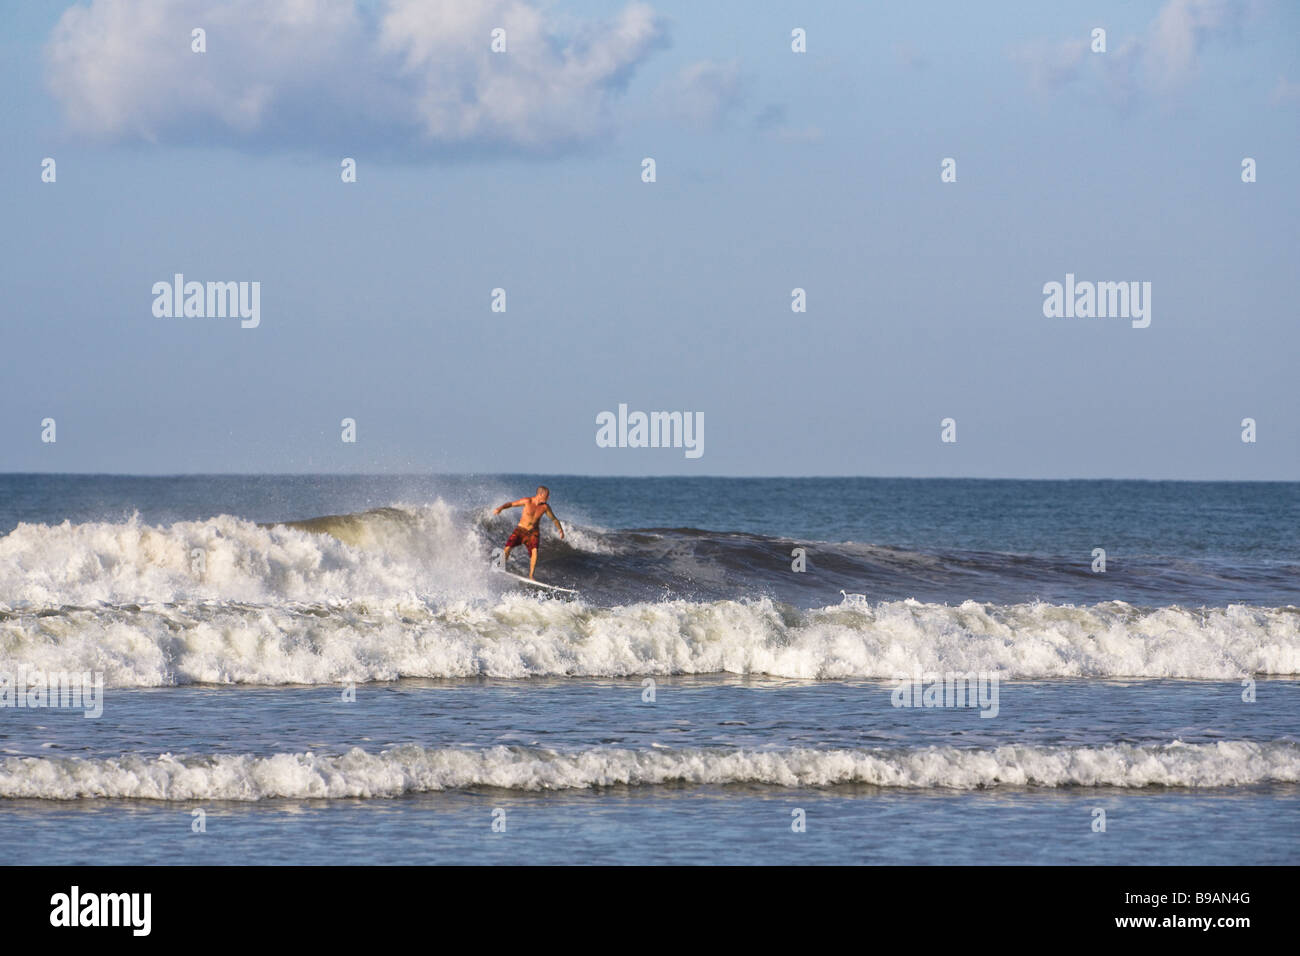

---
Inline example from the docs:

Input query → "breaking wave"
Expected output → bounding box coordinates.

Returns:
[2,503,1296,687]
[2,740,1294,800]
[1,595,1297,686]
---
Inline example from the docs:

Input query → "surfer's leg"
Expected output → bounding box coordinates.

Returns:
[501,529,524,567]
[525,534,539,578]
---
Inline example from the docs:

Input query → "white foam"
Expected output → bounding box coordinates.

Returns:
[0,502,505,607]
[1,740,1293,800]
[3,512,1297,685]
[2,596,1296,687]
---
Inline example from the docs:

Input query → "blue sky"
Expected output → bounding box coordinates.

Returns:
[1,0,1296,478]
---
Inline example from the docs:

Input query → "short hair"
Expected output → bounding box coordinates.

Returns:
[537,485,549,495]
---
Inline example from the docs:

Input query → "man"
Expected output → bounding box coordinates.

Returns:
[494,485,564,579]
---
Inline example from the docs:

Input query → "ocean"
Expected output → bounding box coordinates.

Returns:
[1,474,1296,864]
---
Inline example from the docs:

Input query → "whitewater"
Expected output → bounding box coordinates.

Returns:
[1,504,1295,686]
[1,476,1296,865]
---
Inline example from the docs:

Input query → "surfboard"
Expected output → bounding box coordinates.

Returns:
[493,567,578,594]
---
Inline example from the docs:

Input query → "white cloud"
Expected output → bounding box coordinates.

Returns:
[1011,0,1256,103]
[659,59,747,130]
[44,0,669,156]
[1145,0,1241,90]
[1013,37,1091,95]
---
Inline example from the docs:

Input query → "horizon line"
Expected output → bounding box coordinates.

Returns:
[1,472,1296,484]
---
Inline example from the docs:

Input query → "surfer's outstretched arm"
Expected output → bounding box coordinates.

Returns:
[547,506,564,539]
[493,498,527,515]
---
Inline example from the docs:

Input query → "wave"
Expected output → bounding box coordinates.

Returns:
[2,502,1296,611]
[0,503,501,607]
[2,504,1296,687]
[1,596,1296,686]
[1,741,1294,800]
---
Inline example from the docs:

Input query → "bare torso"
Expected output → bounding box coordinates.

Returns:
[516,498,551,530]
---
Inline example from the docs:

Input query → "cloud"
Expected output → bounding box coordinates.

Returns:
[1144,0,1244,90]
[658,59,747,130]
[1273,75,1300,105]
[44,0,670,157]
[751,104,821,143]
[1011,0,1256,104]
[1013,37,1091,95]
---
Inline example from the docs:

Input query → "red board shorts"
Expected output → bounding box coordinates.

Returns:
[505,525,540,554]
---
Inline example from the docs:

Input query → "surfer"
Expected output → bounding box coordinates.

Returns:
[494,486,564,579]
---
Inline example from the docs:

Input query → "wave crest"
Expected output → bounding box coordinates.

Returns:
[1,597,1296,686]
[2,740,1293,800]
